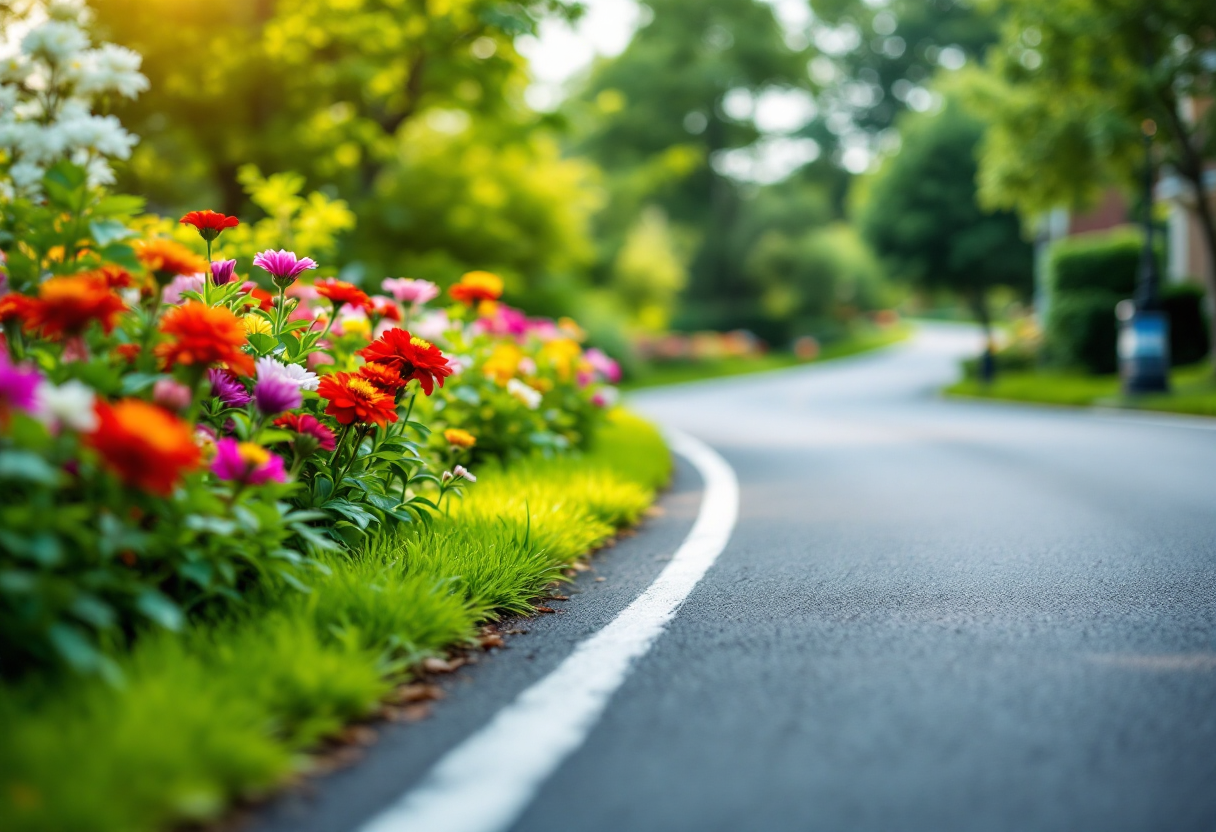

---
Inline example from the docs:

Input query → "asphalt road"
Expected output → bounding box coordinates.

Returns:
[257,324,1216,832]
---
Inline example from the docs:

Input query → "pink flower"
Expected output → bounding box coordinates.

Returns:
[210,437,288,485]
[0,352,41,425]
[210,259,237,285]
[162,273,206,305]
[152,378,192,412]
[381,278,439,305]
[476,304,529,340]
[591,386,620,408]
[252,249,318,288]
[273,413,336,453]
[585,348,622,383]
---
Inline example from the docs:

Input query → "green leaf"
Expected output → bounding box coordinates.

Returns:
[48,622,103,672]
[120,372,161,396]
[99,242,140,270]
[0,451,60,485]
[136,590,184,631]
[92,194,146,218]
[89,219,134,247]
[246,332,278,355]
[321,499,375,529]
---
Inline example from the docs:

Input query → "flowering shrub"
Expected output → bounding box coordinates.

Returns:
[0,4,622,678]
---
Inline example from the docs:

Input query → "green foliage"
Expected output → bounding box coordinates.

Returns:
[859,94,1033,317]
[1045,290,1119,374]
[1047,228,1141,295]
[0,409,666,832]
[610,206,690,332]
[1162,283,1210,366]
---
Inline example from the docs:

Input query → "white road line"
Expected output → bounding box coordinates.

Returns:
[358,428,740,832]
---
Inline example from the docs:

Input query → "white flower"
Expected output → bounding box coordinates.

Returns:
[9,160,45,191]
[84,156,114,188]
[0,56,30,85]
[57,112,137,159]
[77,45,148,99]
[506,378,542,410]
[36,379,97,432]
[452,465,476,483]
[22,21,89,66]
[255,356,319,391]
[47,0,93,24]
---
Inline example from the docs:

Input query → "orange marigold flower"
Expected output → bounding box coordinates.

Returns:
[316,372,398,428]
[24,275,127,340]
[136,238,208,281]
[73,264,134,290]
[87,399,201,495]
[180,210,239,241]
[315,278,371,311]
[356,327,453,395]
[357,361,406,392]
[443,427,476,449]
[155,301,255,376]
[449,271,503,306]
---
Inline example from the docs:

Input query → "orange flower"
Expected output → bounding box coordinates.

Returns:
[449,271,503,306]
[155,301,255,376]
[136,238,208,281]
[87,399,201,495]
[315,278,370,311]
[113,343,142,364]
[357,361,406,392]
[24,274,128,340]
[316,372,398,427]
[443,427,477,449]
[0,293,36,325]
[356,328,452,395]
[69,264,134,290]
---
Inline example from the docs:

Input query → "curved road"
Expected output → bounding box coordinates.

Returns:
[259,324,1216,832]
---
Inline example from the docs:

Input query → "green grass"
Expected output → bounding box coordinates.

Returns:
[945,362,1216,416]
[622,324,911,390]
[0,410,669,832]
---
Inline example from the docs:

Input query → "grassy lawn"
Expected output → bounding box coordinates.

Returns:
[946,363,1216,417]
[0,411,669,832]
[623,324,911,391]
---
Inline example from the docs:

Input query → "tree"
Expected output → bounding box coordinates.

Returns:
[970,0,1216,363]
[859,94,1032,345]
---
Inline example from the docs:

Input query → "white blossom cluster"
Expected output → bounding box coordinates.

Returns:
[0,0,148,198]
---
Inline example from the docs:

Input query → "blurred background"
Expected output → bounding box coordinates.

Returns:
[57,0,1216,386]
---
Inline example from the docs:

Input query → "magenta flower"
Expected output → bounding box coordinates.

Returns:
[211,437,288,485]
[253,249,318,289]
[0,352,41,424]
[253,374,302,416]
[273,413,336,453]
[211,259,237,285]
[584,348,622,383]
[381,278,439,305]
[208,368,251,408]
[162,273,206,305]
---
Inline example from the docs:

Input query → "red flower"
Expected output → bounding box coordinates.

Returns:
[357,361,406,392]
[180,210,240,242]
[77,264,134,289]
[273,412,337,452]
[315,278,370,311]
[369,296,401,321]
[448,271,503,306]
[316,372,398,427]
[356,328,452,395]
[0,293,36,325]
[155,301,255,376]
[243,284,275,312]
[113,343,142,364]
[24,274,127,340]
[87,399,201,495]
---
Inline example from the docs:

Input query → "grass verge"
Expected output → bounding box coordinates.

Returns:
[622,324,911,390]
[0,410,670,832]
[945,362,1216,417]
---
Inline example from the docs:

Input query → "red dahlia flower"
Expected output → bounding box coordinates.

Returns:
[316,372,398,427]
[357,361,406,392]
[356,328,452,395]
[180,210,240,241]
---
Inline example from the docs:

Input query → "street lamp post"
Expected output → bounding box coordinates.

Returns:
[1118,119,1170,394]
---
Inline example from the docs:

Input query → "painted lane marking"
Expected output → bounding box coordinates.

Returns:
[358,428,740,832]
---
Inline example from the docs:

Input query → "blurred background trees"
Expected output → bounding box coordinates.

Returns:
[81,0,1211,372]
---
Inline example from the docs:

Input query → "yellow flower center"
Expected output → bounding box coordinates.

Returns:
[237,442,270,467]
[410,336,432,349]
[347,377,379,398]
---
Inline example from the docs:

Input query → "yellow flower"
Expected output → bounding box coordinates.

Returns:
[540,337,581,381]
[483,342,522,386]
[243,314,272,336]
[443,428,477,449]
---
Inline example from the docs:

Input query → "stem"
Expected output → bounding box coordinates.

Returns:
[203,238,213,306]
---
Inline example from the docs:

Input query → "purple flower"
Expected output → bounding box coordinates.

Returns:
[211,259,237,285]
[252,249,318,288]
[0,352,41,423]
[253,374,302,415]
[208,368,251,407]
[211,437,288,485]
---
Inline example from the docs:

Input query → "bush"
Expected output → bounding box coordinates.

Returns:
[1046,290,1119,374]
[1162,283,1210,366]
[1048,228,1143,296]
